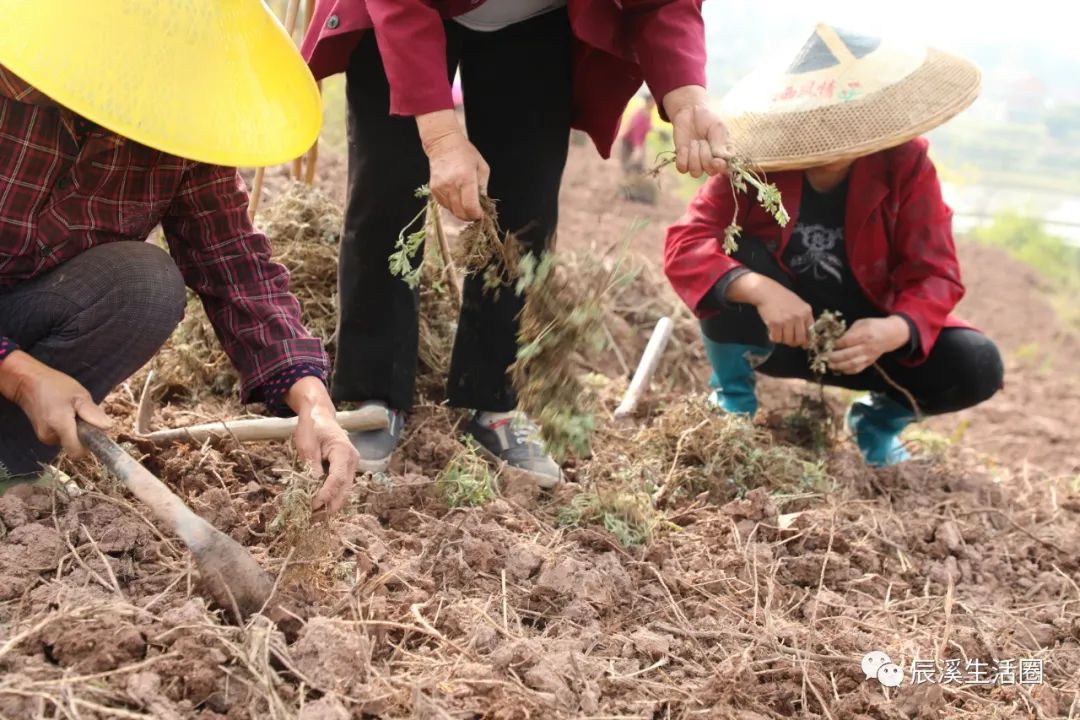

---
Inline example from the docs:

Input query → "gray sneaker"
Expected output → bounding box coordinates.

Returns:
[465,411,563,489]
[349,401,405,473]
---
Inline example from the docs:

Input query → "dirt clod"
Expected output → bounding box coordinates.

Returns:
[289,617,371,696]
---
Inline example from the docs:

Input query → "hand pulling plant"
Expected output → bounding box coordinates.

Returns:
[809,310,922,419]
[389,187,621,461]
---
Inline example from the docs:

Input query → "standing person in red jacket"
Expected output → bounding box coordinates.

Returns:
[620,94,656,174]
[664,25,1003,466]
[302,0,730,485]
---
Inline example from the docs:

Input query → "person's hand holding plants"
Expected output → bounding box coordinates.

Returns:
[417,109,490,221]
[663,85,731,177]
[827,317,911,374]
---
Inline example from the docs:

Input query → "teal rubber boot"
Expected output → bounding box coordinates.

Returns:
[702,338,772,415]
[845,393,915,466]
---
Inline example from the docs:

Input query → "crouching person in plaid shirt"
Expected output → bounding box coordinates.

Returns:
[0,59,360,511]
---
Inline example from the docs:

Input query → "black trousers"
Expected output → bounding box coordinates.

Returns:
[335,10,573,412]
[700,237,1004,415]
[0,242,186,476]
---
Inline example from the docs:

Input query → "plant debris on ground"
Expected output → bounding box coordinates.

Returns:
[1,387,1075,719]
[10,156,1076,719]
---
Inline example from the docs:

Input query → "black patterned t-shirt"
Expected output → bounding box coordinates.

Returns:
[782,175,882,323]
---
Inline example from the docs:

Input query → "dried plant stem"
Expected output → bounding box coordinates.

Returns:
[248,168,266,219]
[872,361,923,420]
[427,203,461,307]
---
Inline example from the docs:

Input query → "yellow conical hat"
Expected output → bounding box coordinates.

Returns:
[0,0,321,167]
[722,24,981,171]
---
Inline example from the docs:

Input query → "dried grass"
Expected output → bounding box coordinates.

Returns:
[154,182,342,399]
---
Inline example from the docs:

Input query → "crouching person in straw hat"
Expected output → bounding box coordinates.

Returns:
[0,3,360,506]
[664,24,1004,466]
[301,0,730,486]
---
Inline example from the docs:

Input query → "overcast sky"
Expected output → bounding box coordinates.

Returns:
[701,1,1079,99]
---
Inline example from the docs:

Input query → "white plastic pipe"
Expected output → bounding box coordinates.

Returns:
[614,316,675,419]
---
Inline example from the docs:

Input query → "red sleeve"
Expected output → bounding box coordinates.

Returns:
[367,0,454,116]
[664,175,747,316]
[623,0,707,115]
[161,165,329,401]
[888,144,965,363]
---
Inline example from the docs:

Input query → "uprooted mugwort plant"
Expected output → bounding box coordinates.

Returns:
[650,151,789,253]
[391,187,623,462]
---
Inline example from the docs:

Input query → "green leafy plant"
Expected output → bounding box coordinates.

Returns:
[387,186,433,288]
[725,158,789,252]
[437,437,498,508]
[557,489,666,547]
[650,152,789,253]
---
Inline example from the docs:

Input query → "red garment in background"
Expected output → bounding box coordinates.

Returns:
[623,106,653,149]
[300,0,706,158]
[663,138,973,364]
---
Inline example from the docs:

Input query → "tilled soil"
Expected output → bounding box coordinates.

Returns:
[1,145,1078,719]
[1,398,1077,719]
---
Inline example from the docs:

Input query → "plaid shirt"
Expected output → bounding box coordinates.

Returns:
[0,65,328,405]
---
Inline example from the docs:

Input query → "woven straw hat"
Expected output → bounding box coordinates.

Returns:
[722,24,981,171]
[0,0,321,167]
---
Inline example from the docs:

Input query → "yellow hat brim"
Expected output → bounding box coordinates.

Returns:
[0,0,322,168]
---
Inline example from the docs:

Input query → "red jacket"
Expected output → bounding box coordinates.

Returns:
[301,0,706,157]
[664,138,969,363]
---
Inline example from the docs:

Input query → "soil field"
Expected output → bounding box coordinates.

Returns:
[1,143,1078,720]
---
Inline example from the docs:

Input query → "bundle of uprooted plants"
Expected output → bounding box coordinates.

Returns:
[153,182,343,399]
[808,310,847,376]
[650,151,789,253]
[391,190,620,460]
[808,310,922,418]
[510,251,623,460]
